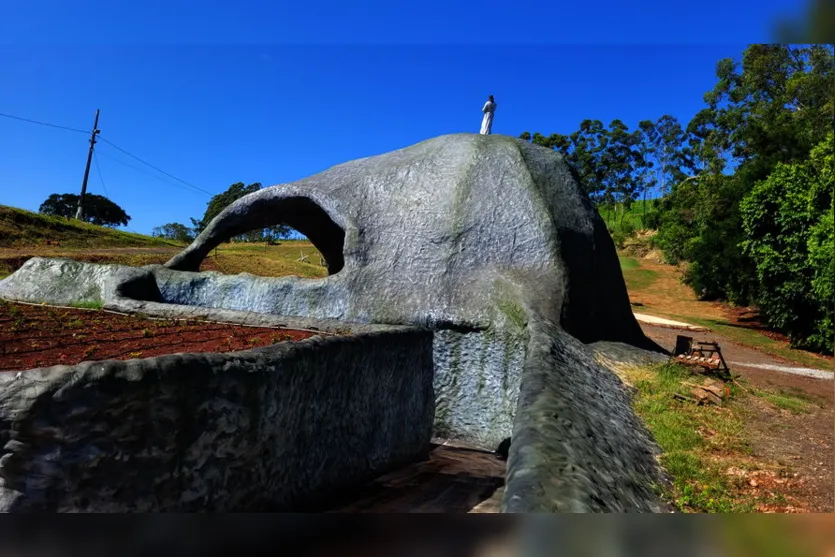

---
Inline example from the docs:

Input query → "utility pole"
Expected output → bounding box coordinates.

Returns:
[75,109,101,220]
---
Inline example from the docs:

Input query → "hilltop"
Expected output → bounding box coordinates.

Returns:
[0,205,326,280]
[0,205,181,249]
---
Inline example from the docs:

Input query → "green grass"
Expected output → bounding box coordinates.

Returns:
[0,203,328,281]
[206,241,328,278]
[69,300,104,310]
[618,256,640,270]
[0,205,182,248]
[753,389,813,414]
[0,260,12,280]
[618,256,660,291]
[620,360,826,513]
[626,362,754,512]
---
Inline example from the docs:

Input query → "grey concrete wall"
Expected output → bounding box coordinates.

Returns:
[432,328,525,448]
[501,319,667,512]
[0,327,434,512]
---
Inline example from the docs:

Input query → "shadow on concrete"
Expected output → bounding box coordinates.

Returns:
[323,442,506,513]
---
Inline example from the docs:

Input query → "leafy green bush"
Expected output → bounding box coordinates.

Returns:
[642,209,663,230]
[619,218,636,237]
[655,174,758,304]
[740,134,834,353]
[611,220,637,249]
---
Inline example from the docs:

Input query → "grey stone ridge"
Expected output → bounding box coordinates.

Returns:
[0,327,434,512]
[0,133,667,511]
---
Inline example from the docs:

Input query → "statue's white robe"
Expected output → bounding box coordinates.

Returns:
[480,101,496,135]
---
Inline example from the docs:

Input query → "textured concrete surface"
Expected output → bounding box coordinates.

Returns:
[0,133,668,512]
[161,133,651,349]
[502,319,668,512]
[0,327,434,512]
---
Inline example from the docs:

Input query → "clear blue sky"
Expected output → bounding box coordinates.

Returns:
[0,0,804,236]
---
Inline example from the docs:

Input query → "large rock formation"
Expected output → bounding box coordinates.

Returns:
[0,133,667,511]
[165,133,650,349]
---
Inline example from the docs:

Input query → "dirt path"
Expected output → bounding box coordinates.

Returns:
[633,313,707,331]
[641,324,833,399]
[641,323,833,512]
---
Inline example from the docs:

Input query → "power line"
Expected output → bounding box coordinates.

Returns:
[98,136,212,196]
[92,152,147,237]
[93,152,110,199]
[96,149,210,197]
[0,111,89,134]
[1,108,214,198]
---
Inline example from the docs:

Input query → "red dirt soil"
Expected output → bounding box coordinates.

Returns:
[0,301,321,372]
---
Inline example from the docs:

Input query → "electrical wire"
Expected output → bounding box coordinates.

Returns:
[92,152,110,199]
[98,136,212,196]
[0,111,89,134]
[87,153,142,234]
[96,149,210,198]
[1,108,214,199]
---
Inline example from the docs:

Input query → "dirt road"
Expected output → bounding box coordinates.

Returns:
[642,322,833,512]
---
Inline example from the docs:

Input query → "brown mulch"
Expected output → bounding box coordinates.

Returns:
[0,301,320,372]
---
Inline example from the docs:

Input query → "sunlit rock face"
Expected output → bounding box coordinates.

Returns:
[156,133,655,448]
[0,134,665,512]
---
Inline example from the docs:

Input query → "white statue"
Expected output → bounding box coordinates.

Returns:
[480,95,496,135]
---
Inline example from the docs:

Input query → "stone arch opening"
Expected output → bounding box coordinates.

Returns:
[253,197,345,275]
[166,195,346,276]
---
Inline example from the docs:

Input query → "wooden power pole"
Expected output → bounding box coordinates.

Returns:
[75,109,101,220]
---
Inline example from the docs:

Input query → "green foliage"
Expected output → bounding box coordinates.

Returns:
[740,133,834,353]
[39,193,131,228]
[192,182,291,242]
[655,45,834,350]
[657,173,757,304]
[521,118,647,208]
[525,45,834,354]
[611,223,635,249]
[642,209,663,230]
[152,222,194,243]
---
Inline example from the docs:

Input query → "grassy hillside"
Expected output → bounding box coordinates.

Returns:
[0,205,182,248]
[598,199,656,233]
[0,205,327,280]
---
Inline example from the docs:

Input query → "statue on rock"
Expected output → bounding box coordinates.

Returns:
[480,95,496,135]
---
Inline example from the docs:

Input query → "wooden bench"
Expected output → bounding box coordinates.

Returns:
[672,335,731,378]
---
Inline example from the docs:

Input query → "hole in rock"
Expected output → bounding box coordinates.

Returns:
[198,197,345,278]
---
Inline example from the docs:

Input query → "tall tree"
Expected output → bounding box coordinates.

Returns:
[520,120,610,203]
[568,120,610,203]
[39,193,131,228]
[600,119,645,225]
[152,222,194,243]
[657,44,834,306]
[637,115,692,226]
